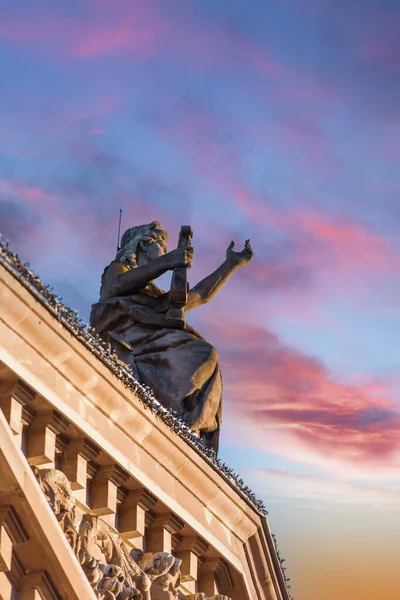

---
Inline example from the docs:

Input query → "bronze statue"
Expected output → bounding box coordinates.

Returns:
[90,221,253,452]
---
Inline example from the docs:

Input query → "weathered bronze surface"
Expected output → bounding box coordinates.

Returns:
[90,221,253,453]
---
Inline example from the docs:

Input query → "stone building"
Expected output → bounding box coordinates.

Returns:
[0,242,291,600]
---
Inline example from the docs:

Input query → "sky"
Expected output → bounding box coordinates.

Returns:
[1,1,400,598]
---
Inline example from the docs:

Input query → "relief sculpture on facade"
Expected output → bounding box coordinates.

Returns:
[90,221,253,453]
[137,552,182,600]
[35,468,232,600]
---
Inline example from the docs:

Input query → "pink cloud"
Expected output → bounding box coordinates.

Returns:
[206,317,400,477]
[68,3,164,59]
[157,114,373,292]
[0,0,314,94]
[0,179,54,204]
[286,210,399,275]
[168,112,400,307]
[0,2,162,60]
[232,188,400,284]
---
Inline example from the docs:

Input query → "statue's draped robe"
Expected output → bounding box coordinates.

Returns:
[90,263,222,451]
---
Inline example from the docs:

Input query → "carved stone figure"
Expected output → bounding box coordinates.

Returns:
[137,552,182,600]
[35,468,148,599]
[79,513,151,599]
[35,468,233,600]
[90,221,253,452]
[77,549,104,590]
[34,467,79,551]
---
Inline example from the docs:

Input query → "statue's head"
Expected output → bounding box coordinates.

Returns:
[116,221,168,267]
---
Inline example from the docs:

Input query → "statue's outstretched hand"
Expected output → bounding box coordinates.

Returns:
[226,239,253,267]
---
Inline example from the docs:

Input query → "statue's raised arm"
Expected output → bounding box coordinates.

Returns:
[90,221,253,453]
[187,239,253,311]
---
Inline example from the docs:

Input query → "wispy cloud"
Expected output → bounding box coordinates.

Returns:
[203,317,400,478]
[247,468,400,508]
[0,179,54,204]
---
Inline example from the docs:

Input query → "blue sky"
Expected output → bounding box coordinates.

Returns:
[1,1,400,598]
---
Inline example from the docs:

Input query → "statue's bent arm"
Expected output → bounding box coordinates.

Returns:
[186,260,239,310]
[107,257,171,297]
[105,247,194,298]
[186,239,253,310]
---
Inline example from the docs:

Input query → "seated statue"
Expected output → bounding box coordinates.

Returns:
[90,221,253,452]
